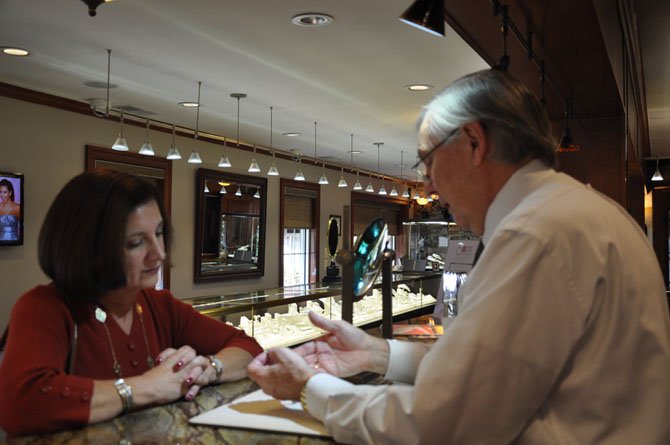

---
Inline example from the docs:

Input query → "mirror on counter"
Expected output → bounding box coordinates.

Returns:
[194,168,267,282]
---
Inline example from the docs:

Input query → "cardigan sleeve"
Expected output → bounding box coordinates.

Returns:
[0,285,94,436]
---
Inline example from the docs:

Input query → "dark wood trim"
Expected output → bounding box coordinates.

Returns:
[279,178,321,286]
[85,145,172,289]
[652,188,670,286]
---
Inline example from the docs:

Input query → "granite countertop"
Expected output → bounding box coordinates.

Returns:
[4,379,336,445]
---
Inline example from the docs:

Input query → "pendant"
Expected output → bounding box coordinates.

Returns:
[95,307,107,323]
[147,356,155,368]
[113,362,122,378]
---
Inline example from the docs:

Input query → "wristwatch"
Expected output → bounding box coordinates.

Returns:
[208,355,223,383]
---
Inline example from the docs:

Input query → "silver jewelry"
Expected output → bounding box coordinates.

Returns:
[113,378,133,415]
[208,355,223,383]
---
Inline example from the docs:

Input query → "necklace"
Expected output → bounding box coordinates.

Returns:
[95,302,155,378]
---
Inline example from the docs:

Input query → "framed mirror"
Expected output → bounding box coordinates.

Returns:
[194,168,267,282]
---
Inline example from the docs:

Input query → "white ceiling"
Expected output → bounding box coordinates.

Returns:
[0,0,489,177]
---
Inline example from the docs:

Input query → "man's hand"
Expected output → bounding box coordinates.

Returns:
[293,312,390,377]
[247,347,317,400]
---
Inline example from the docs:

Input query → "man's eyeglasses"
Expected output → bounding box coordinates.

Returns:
[411,127,461,181]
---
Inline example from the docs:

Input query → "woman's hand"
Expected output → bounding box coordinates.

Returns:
[152,346,216,401]
[293,312,390,377]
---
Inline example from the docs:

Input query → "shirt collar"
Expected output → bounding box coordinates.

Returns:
[482,159,555,246]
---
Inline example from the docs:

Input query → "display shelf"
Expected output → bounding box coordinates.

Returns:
[185,273,440,349]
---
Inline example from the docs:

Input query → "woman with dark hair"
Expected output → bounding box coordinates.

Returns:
[0,169,263,436]
[0,178,20,241]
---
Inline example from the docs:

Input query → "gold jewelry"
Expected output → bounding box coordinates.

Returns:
[299,384,310,415]
[95,303,154,378]
[113,378,133,415]
[208,355,223,383]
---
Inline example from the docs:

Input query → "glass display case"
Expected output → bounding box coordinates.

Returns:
[184,273,440,349]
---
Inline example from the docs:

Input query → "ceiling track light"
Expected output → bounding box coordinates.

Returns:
[557,97,580,153]
[350,134,363,190]
[218,137,232,167]
[235,185,242,196]
[231,92,247,163]
[374,142,385,195]
[267,106,279,176]
[188,81,203,164]
[399,0,445,37]
[652,157,664,182]
[401,150,410,198]
[248,144,261,173]
[139,118,155,156]
[494,3,511,71]
[166,124,182,160]
[315,122,328,185]
[294,153,305,181]
[112,110,129,151]
[91,49,112,118]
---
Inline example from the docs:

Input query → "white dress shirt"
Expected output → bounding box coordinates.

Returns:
[305,160,670,444]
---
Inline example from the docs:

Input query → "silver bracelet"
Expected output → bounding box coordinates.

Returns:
[114,378,133,415]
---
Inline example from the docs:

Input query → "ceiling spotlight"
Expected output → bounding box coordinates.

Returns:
[399,0,445,37]
[291,13,334,27]
[652,157,664,182]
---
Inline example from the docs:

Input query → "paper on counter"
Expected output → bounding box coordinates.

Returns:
[189,388,331,438]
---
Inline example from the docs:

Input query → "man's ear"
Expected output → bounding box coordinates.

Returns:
[462,122,487,166]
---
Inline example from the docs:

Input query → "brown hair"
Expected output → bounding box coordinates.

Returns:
[38,169,172,300]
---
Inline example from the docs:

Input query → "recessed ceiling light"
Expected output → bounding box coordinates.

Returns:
[406,84,433,91]
[179,101,200,107]
[291,13,334,27]
[395,163,408,167]
[283,132,300,137]
[347,150,363,154]
[2,47,30,56]
[84,80,118,89]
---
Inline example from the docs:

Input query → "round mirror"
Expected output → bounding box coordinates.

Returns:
[352,217,388,298]
[327,216,339,257]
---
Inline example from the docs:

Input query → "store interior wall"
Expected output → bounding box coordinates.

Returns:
[0,94,371,329]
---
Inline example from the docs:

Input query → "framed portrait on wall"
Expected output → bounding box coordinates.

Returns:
[0,172,24,246]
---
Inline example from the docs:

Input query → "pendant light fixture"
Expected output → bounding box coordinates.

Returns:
[294,156,306,181]
[166,124,182,160]
[235,185,243,196]
[139,118,155,156]
[401,151,410,198]
[365,172,374,193]
[219,183,227,194]
[353,171,363,190]
[112,110,130,151]
[652,156,664,181]
[374,142,386,195]
[187,81,203,164]
[248,145,261,173]
[337,134,350,188]
[91,49,112,118]
[267,106,279,176]
[218,137,232,167]
[350,135,362,190]
[557,98,580,152]
[254,189,261,199]
[231,92,247,166]
[204,182,210,193]
[315,122,329,185]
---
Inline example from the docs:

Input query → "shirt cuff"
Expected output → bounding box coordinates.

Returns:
[304,373,354,422]
[384,339,424,384]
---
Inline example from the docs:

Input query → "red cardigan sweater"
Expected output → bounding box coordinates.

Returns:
[0,284,263,436]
